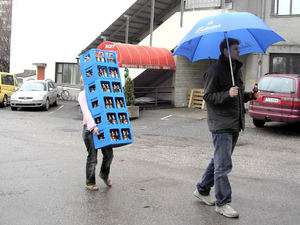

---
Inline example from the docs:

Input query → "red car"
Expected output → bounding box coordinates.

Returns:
[249,73,300,127]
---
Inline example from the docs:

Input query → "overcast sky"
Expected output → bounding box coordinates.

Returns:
[10,0,289,79]
[10,0,136,77]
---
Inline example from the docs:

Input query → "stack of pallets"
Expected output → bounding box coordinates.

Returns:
[188,89,206,109]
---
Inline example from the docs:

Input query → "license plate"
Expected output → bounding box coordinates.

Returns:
[265,97,279,103]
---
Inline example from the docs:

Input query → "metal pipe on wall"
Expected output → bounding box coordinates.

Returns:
[257,0,267,80]
[150,0,155,46]
[221,0,226,12]
[180,0,185,27]
[124,15,130,44]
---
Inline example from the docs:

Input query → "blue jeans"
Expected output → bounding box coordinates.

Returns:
[197,132,239,206]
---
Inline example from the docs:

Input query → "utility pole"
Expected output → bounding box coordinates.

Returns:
[221,0,226,12]
[180,0,185,27]
[124,15,130,44]
[257,0,266,80]
[150,0,155,46]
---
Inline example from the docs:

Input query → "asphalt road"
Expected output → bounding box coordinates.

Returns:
[0,102,299,225]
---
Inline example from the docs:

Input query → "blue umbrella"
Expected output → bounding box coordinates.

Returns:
[174,12,284,85]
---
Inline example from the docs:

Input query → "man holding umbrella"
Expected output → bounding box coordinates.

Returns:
[173,12,283,218]
[193,38,258,218]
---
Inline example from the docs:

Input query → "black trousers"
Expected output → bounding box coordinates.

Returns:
[82,125,114,185]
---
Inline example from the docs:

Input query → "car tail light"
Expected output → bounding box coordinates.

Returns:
[257,95,264,103]
[281,97,300,110]
[252,94,263,106]
[292,98,300,110]
[281,97,294,108]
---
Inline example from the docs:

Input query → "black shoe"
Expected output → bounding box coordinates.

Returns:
[99,173,112,187]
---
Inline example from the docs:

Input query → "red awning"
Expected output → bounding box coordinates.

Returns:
[97,41,176,70]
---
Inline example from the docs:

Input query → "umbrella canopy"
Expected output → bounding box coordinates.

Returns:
[174,12,284,62]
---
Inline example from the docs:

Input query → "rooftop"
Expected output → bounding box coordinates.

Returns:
[80,0,181,55]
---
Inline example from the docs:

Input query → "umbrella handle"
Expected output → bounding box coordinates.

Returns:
[224,32,235,86]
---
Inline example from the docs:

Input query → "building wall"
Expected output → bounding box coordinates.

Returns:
[236,0,300,91]
[174,0,300,108]
[232,0,261,16]
[231,0,263,92]
[0,0,12,72]
[174,56,210,107]
[172,2,264,107]
[263,0,300,73]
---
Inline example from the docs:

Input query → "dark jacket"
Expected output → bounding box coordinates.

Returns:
[203,55,253,133]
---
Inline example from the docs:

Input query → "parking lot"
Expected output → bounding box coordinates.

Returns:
[0,101,299,225]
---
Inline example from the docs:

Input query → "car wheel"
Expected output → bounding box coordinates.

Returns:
[61,90,70,101]
[11,106,17,111]
[253,119,265,128]
[43,99,50,111]
[0,95,8,108]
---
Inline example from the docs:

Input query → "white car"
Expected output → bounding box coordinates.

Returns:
[10,79,58,111]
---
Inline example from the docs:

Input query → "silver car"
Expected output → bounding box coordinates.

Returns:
[10,79,58,111]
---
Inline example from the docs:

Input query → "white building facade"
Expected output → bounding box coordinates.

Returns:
[173,0,300,107]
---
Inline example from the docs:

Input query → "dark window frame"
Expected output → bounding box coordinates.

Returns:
[1,74,14,86]
[55,62,81,87]
[269,53,300,74]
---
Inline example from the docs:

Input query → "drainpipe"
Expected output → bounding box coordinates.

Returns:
[180,0,185,27]
[150,0,155,46]
[221,0,226,12]
[124,15,130,44]
[257,0,266,80]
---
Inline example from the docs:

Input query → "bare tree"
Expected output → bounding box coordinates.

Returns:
[0,0,12,72]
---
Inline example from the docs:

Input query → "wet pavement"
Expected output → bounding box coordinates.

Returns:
[0,102,299,225]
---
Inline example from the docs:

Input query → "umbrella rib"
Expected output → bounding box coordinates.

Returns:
[246,28,265,52]
[191,36,203,62]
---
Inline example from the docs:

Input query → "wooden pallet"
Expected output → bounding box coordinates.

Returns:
[188,89,206,109]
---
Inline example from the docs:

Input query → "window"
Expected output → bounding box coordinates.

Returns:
[273,0,300,15]
[270,53,300,74]
[185,0,221,10]
[55,62,81,86]
[62,64,71,84]
[20,82,46,91]
[259,77,295,93]
[1,74,14,85]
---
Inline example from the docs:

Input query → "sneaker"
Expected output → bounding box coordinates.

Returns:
[86,184,99,191]
[215,204,239,218]
[193,189,215,206]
